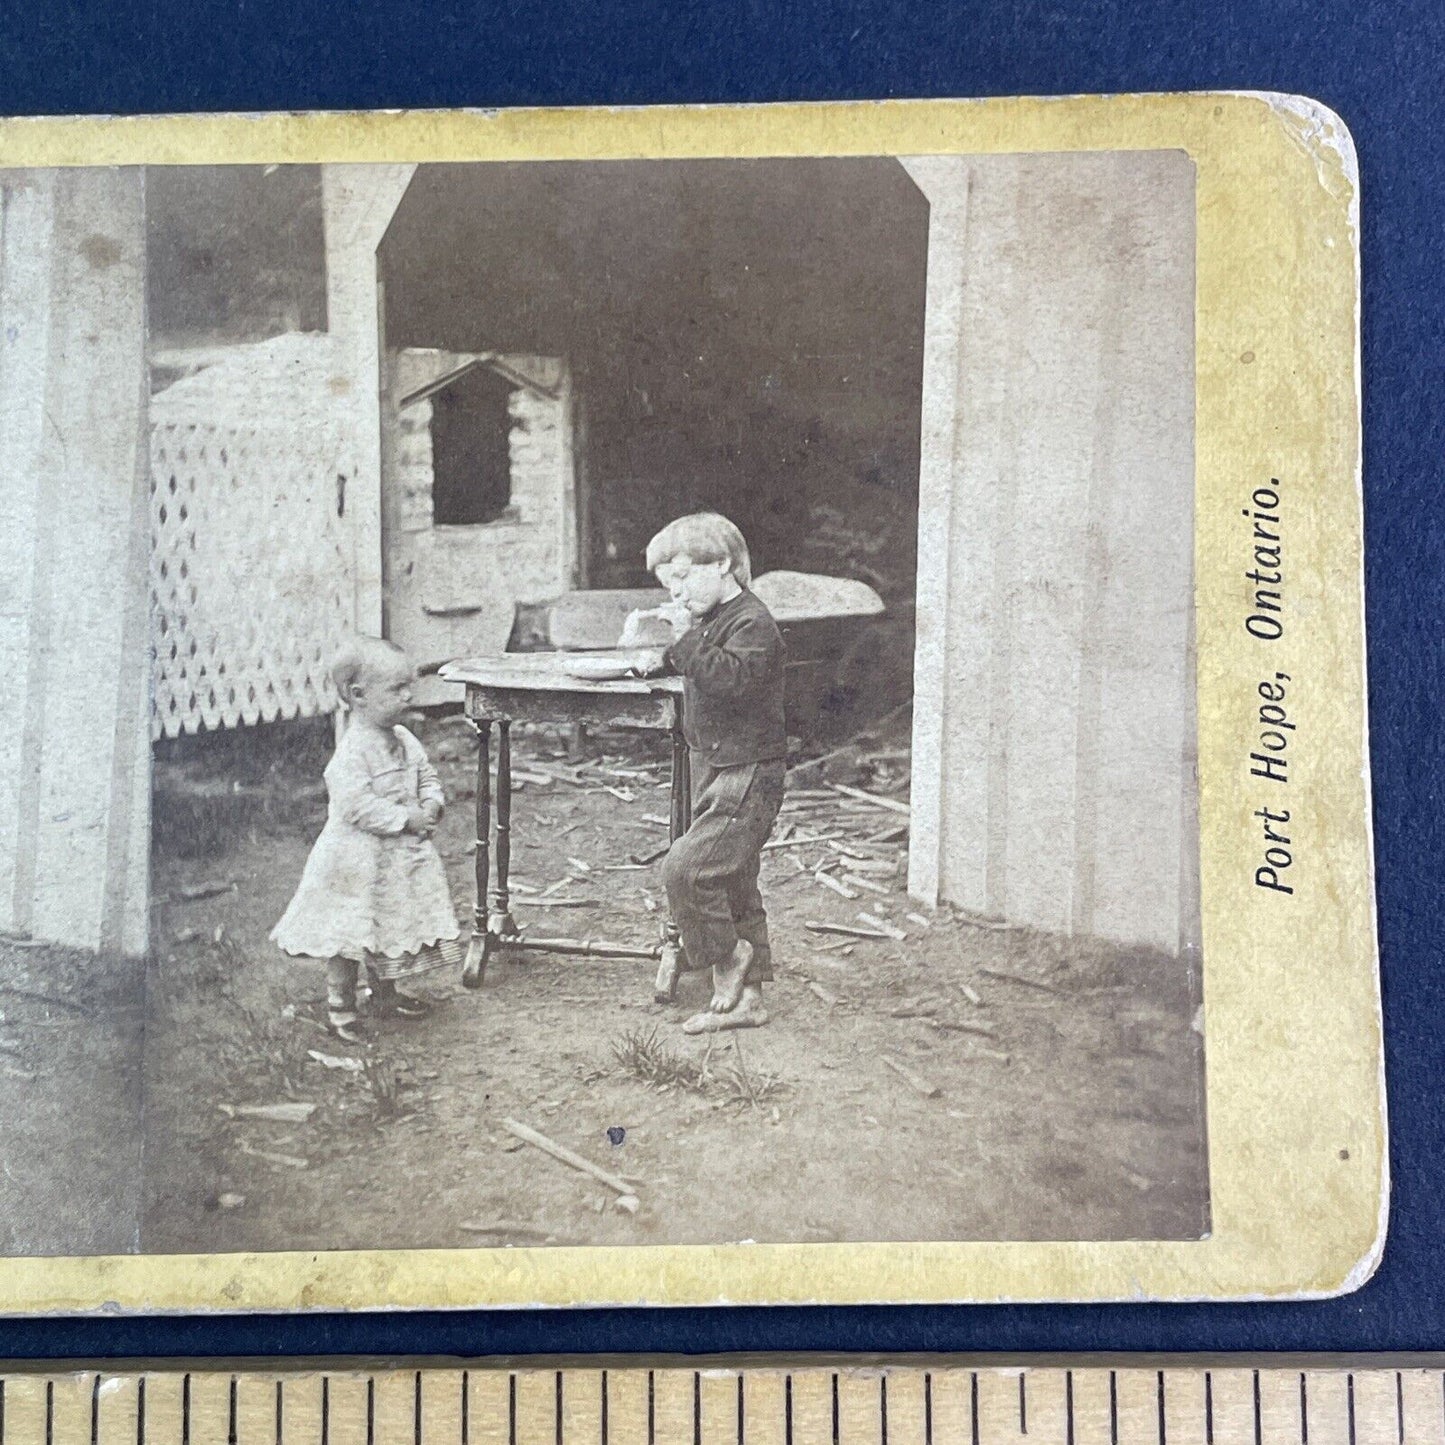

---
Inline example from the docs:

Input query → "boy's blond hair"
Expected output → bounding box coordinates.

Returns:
[331,635,408,703]
[644,512,752,587]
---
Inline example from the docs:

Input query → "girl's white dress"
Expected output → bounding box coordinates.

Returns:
[271,722,460,974]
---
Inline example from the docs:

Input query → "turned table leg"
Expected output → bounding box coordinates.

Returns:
[490,720,518,937]
[654,718,690,1002]
[461,718,493,990]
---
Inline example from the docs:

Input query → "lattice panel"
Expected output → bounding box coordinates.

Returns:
[150,417,358,739]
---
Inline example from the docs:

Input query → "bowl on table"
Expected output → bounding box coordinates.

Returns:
[559,653,643,682]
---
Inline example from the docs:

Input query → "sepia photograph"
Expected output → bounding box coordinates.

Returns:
[0,146,1208,1260]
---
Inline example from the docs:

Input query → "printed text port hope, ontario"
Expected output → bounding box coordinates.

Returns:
[1244,479,1296,896]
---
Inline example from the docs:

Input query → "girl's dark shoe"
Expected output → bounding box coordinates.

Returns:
[374,991,433,1020]
[326,1010,367,1044]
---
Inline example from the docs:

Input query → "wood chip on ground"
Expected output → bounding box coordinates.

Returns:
[881,1056,941,1098]
[843,874,891,896]
[857,911,908,941]
[805,921,892,940]
[219,1102,318,1123]
[827,783,911,816]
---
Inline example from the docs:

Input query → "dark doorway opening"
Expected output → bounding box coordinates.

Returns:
[379,157,929,605]
[429,364,515,526]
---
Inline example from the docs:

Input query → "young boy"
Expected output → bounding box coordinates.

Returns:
[625,512,787,1033]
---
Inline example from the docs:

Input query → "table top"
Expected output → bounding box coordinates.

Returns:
[440,651,685,696]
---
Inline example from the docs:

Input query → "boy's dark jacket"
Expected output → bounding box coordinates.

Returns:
[664,588,788,767]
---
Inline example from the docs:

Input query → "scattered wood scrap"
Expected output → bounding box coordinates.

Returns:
[979,966,1060,994]
[882,1056,941,1098]
[843,874,890,896]
[502,1117,635,1196]
[857,911,907,941]
[307,1049,363,1073]
[834,854,895,873]
[955,910,1011,932]
[933,1018,999,1039]
[966,1045,1012,1065]
[889,997,941,1019]
[762,831,844,852]
[804,921,893,941]
[827,783,911,817]
[239,1141,309,1170]
[219,1102,317,1123]
[0,985,90,1014]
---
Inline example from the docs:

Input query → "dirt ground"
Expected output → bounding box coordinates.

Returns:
[0,941,146,1256]
[3,710,1209,1255]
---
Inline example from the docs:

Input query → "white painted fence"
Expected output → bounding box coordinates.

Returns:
[148,336,361,739]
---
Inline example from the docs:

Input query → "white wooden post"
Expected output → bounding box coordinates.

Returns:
[900,152,1195,953]
[899,156,972,909]
[321,164,417,638]
[0,168,152,955]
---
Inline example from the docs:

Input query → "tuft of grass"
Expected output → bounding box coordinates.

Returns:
[361,1054,407,1116]
[716,1036,786,1108]
[611,1025,706,1091]
[609,1026,788,1108]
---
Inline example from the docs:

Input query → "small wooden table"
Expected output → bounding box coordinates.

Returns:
[438,653,690,996]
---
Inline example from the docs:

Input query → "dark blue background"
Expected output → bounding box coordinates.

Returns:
[1,0,1439,1360]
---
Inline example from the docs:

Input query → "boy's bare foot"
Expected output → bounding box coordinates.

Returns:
[683,985,768,1034]
[709,939,753,1013]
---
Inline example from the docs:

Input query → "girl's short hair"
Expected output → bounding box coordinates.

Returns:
[331,635,408,701]
[645,512,752,587]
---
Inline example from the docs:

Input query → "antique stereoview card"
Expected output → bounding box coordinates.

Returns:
[0,94,1379,1311]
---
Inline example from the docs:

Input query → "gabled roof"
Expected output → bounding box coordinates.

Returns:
[398,353,561,408]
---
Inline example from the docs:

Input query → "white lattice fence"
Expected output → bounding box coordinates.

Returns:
[150,417,359,739]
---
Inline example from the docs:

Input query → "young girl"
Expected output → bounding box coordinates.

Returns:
[271,636,461,1042]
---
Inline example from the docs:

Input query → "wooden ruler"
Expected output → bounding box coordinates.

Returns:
[0,1362,1442,1445]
